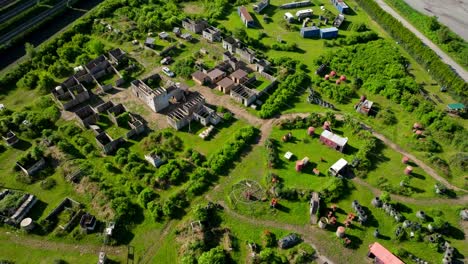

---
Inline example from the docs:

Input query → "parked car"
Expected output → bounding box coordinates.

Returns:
[162,67,175,77]
[160,56,172,65]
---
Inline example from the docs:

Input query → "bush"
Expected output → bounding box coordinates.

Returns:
[206,126,258,174]
[320,178,347,203]
[377,109,398,125]
[40,178,56,190]
[262,230,277,248]
[260,72,309,118]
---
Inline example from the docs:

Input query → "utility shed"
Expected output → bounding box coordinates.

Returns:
[301,26,320,38]
[320,27,339,39]
[320,130,348,152]
[367,242,404,264]
[329,158,348,177]
[447,103,465,113]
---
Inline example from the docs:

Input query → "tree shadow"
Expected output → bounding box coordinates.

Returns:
[445,225,465,240]
[408,185,425,194]
[262,4,278,18]
[344,144,358,155]
[377,234,391,240]
[113,224,135,245]
[345,7,358,16]
[251,14,265,30]
[367,140,390,171]
[361,205,378,227]
[13,139,32,151]
[406,161,418,167]
[344,233,363,249]
[394,202,413,213]
[275,203,290,213]
[410,172,425,180]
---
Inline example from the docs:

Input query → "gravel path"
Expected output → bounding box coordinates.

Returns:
[1,231,126,256]
[374,0,468,82]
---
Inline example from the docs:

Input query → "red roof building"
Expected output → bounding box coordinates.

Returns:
[320,130,348,152]
[367,242,404,264]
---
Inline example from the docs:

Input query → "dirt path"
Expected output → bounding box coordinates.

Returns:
[361,123,468,194]
[1,231,126,256]
[374,0,468,81]
[214,200,338,264]
[353,177,468,205]
[137,220,175,264]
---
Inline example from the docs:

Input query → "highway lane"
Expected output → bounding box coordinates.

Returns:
[0,0,68,44]
[0,0,37,24]
[374,0,468,82]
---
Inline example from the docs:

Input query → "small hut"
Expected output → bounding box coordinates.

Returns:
[336,226,345,238]
[402,156,409,164]
[404,166,413,175]
[307,126,315,136]
[336,79,341,85]
[330,71,336,77]
[324,75,330,80]
[340,75,346,81]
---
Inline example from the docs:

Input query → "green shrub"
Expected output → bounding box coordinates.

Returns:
[40,178,56,190]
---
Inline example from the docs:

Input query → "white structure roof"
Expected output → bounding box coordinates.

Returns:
[284,151,293,160]
[284,12,294,19]
[330,158,348,173]
[296,9,313,16]
[320,130,348,147]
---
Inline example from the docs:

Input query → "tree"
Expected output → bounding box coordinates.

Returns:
[257,248,287,264]
[111,197,138,222]
[138,188,156,208]
[262,230,276,248]
[380,191,391,203]
[198,246,228,264]
[233,27,248,42]
[16,71,39,89]
[427,16,441,31]
[25,42,36,60]
[37,72,56,94]
[86,39,105,55]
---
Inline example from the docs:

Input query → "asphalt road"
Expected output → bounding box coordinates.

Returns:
[374,0,468,82]
[0,0,68,45]
[402,0,468,41]
[0,0,37,24]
